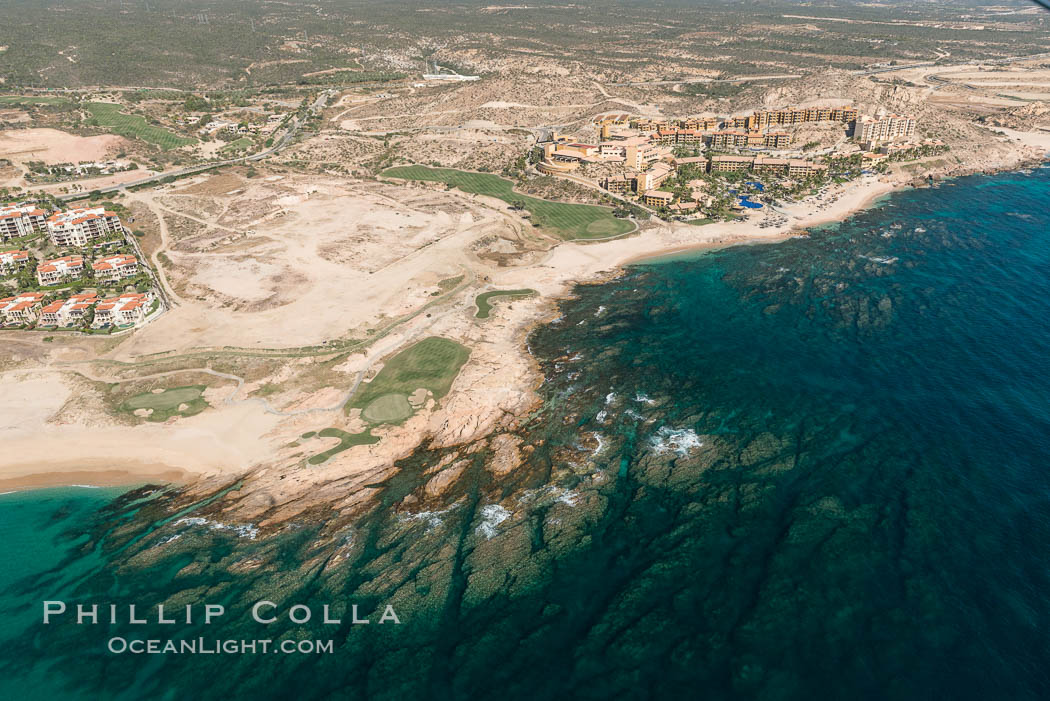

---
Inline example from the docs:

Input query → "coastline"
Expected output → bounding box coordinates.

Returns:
[0,463,187,494]
[4,150,1047,503]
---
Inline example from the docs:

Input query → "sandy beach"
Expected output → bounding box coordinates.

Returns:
[1,135,1044,507]
[0,464,188,493]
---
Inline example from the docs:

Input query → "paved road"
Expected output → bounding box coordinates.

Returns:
[609,74,802,88]
[853,51,1050,78]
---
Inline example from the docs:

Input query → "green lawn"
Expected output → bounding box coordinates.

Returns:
[0,95,72,106]
[307,427,379,465]
[84,102,197,150]
[119,385,207,421]
[362,393,415,422]
[475,289,537,319]
[220,137,254,153]
[382,166,635,240]
[348,336,470,425]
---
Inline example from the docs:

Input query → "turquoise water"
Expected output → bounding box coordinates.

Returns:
[4,168,1050,699]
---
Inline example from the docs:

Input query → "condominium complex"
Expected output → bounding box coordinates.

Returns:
[92,254,139,283]
[0,291,45,325]
[855,115,917,143]
[0,249,30,276]
[36,255,85,286]
[39,292,99,327]
[46,207,126,248]
[93,292,151,327]
[0,204,48,240]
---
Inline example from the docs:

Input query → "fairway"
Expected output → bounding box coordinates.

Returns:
[307,427,380,465]
[0,95,72,106]
[349,337,470,424]
[475,289,537,318]
[120,385,207,421]
[84,102,197,150]
[382,166,635,240]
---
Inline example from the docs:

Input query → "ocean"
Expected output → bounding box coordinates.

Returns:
[3,167,1050,700]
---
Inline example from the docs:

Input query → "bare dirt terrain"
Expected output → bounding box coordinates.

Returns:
[3,46,1050,520]
[118,171,521,353]
[0,127,128,164]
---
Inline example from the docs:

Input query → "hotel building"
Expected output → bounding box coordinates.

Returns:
[855,115,917,143]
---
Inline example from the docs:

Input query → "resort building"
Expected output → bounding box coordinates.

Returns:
[0,204,48,241]
[642,190,674,208]
[669,201,699,214]
[36,255,85,286]
[753,158,793,174]
[93,292,151,328]
[46,207,126,248]
[765,132,792,149]
[536,159,579,175]
[630,118,670,132]
[710,156,827,177]
[707,130,791,149]
[624,140,665,169]
[709,130,753,148]
[557,143,599,158]
[600,173,636,194]
[710,155,755,173]
[654,129,704,146]
[788,160,828,178]
[673,156,709,170]
[92,254,139,284]
[597,136,660,166]
[683,117,722,131]
[0,291,45,325]
[0,249,30,276]
[855,115,917,143]
[636,163,675,192]
[751,106,858,129]
[38,293,98,327]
